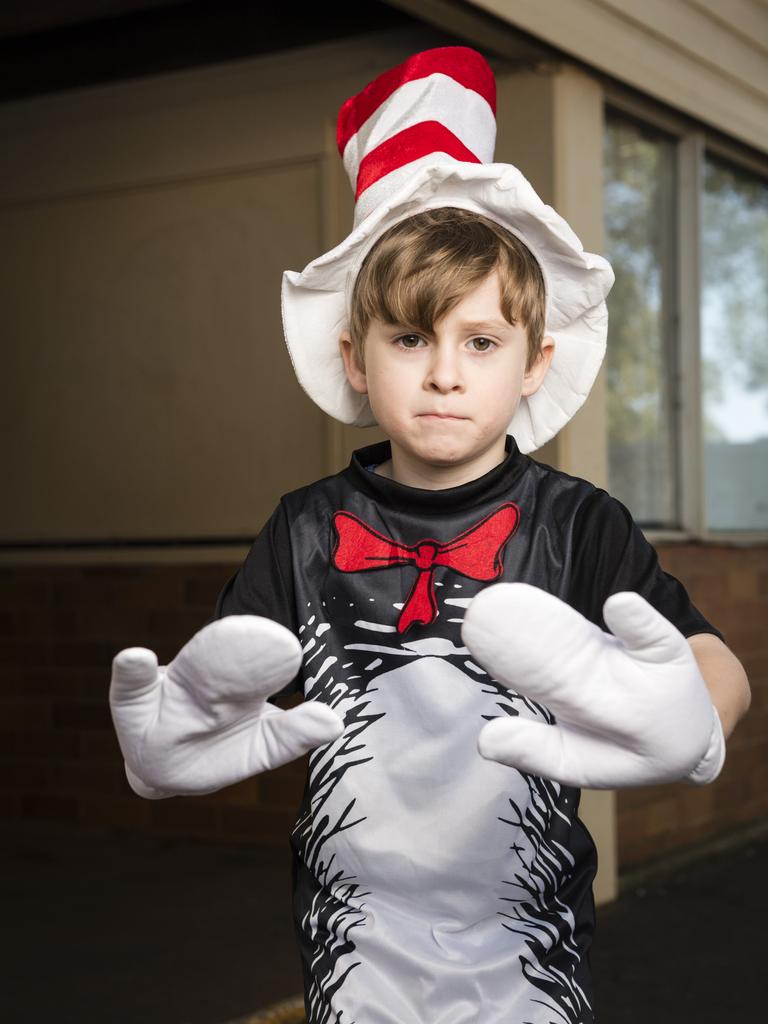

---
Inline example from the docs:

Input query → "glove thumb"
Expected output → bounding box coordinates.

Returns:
[478,715,561,767]
[110,647,162,706]
[252,702,344,773]
[602,592,689,666]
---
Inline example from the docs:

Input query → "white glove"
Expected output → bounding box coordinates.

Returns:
[461,583,725,789]
[109,615,344,799]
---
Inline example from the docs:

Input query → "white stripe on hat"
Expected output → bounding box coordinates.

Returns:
[342,74,496,195]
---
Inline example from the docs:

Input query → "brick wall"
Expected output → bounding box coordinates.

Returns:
[2,546,766,867]
[617,543,768,867]
[0,563,306,847]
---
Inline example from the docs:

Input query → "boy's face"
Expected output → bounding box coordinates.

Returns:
[340,270,554,483]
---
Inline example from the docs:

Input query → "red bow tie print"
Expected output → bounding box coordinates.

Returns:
[332,504,519,633]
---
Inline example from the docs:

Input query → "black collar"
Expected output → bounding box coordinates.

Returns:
[344,434,528,515]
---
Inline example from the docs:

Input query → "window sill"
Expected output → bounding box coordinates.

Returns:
[0,543,250,566]
[644,529,768,547]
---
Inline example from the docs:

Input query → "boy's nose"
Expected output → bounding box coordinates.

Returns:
[424,349,464,392]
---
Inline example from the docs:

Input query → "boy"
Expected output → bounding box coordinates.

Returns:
[110,47,750,1023]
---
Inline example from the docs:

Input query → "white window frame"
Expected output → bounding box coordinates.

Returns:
[603,84,768,546]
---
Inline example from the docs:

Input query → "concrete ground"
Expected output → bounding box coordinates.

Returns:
[3,819,765,1023]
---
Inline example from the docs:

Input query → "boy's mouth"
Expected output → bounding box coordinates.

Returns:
[418,413,467,420]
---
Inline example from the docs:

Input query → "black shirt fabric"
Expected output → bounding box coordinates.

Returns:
[214,435,721,1024]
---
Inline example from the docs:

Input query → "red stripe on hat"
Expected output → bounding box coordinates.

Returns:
[355,120,481,200]
[337,46,495,157]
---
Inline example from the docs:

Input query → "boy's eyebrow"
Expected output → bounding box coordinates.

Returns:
[455,318,516,332]
[383,318,515,332]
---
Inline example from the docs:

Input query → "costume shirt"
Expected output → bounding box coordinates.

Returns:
[215,437,722,1024]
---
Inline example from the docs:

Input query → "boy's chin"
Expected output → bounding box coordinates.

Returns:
[393,437,492,468]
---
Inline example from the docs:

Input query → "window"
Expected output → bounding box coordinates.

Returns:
[604,109,768,535]
[701,157,768,530]
[603,117,678,528]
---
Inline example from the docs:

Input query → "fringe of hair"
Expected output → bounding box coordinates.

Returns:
[348,208,546,371]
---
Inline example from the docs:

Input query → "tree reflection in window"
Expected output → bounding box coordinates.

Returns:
[603,116,677,528]
[701,158,768,530]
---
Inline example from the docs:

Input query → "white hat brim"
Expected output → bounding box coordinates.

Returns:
[281,161,614,453]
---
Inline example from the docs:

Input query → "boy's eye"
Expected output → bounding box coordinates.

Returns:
[393,334,497,352]
[468,337,496,352]
[396,334,424,349]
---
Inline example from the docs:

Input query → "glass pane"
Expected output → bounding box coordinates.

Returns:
[604,116,678,527]
[701,157,768,531]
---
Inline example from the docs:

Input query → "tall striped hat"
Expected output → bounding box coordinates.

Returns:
[281,47,614,453]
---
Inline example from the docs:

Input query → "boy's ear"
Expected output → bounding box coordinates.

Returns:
[339,332,368,395]
[521,335,555,398]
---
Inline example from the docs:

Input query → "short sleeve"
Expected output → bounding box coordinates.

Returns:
[211,501,302,698]
[570,489,725,643]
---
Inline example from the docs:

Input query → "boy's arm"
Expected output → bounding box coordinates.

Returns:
[688,633,751,739]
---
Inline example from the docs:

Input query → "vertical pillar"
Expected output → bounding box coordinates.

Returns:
[497,63,618,904]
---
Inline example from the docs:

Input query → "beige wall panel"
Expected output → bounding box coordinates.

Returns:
[1,162,325,541]
[494,70,556,201]
[0,74,327,205]
[688,0,768,46]
[0,29,465,515]
[0,28,452,545]
[0,31,444,206]
[468,0,768,152]
[600,0,768,69]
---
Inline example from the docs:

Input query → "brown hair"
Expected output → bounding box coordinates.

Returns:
[347,207,546,371]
